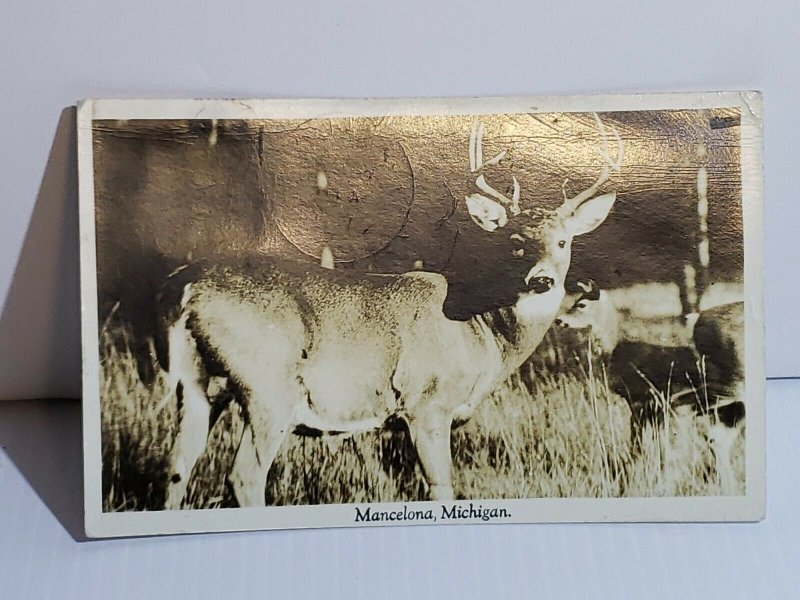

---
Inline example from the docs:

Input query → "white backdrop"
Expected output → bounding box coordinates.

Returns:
[0,1,792,399]
[1,2,798,598]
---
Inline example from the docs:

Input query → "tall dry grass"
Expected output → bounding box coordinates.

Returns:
[99,321,744,512]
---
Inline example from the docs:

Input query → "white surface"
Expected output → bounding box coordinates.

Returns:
[0,2,793,391]
[0,380,795,599]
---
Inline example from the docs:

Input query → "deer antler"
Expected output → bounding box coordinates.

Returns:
[475,174,521,216]
[559,113,624,216]
[465,117,521,231]
[469,116,508,174]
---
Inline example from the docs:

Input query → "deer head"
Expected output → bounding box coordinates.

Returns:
[555,279,623,354]
[556,279,604,328]
[464,113,623,297]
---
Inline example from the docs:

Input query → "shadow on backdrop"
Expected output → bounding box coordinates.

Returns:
[0,398,86,541]
[0,106,81,401]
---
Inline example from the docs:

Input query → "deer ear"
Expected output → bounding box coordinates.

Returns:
[465,193,508,232]
[564,192,615,236]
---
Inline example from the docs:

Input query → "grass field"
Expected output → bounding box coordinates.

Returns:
[99,320,745,513]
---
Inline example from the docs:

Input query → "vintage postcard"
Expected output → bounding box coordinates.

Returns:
[77,93,764,538]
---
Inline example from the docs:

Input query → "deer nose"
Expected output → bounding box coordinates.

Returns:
[528,276,554,294]
[554,318,564,327]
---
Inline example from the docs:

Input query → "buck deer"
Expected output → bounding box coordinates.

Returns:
[159,114,623,509]
[556,280,745,488]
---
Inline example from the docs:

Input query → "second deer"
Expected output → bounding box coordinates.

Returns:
[555,280,745,457]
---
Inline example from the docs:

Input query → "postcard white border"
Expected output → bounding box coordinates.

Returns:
[77,91,764,538]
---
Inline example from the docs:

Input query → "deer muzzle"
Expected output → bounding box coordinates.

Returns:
[524,265,556,293]
[528,276,555,294]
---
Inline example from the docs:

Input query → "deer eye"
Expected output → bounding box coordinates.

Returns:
[558,240,566,248]
[576,301,587,309]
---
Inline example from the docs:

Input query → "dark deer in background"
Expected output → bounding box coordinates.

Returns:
[556,279,745,490]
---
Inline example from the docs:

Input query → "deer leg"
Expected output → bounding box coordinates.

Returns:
[628,406,645,455]
[164,319,211,510]
[708,422,741,495]
[411,408,455,501]
[228,387,296,507]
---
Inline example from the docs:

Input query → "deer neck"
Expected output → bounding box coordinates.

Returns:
[475,287,565,379]
[592,291,622,354]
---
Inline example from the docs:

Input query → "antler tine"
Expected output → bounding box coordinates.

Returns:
[594,113,624,172]
[560,113,624,214]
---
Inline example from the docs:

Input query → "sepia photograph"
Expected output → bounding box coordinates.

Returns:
[77,94,764,537]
